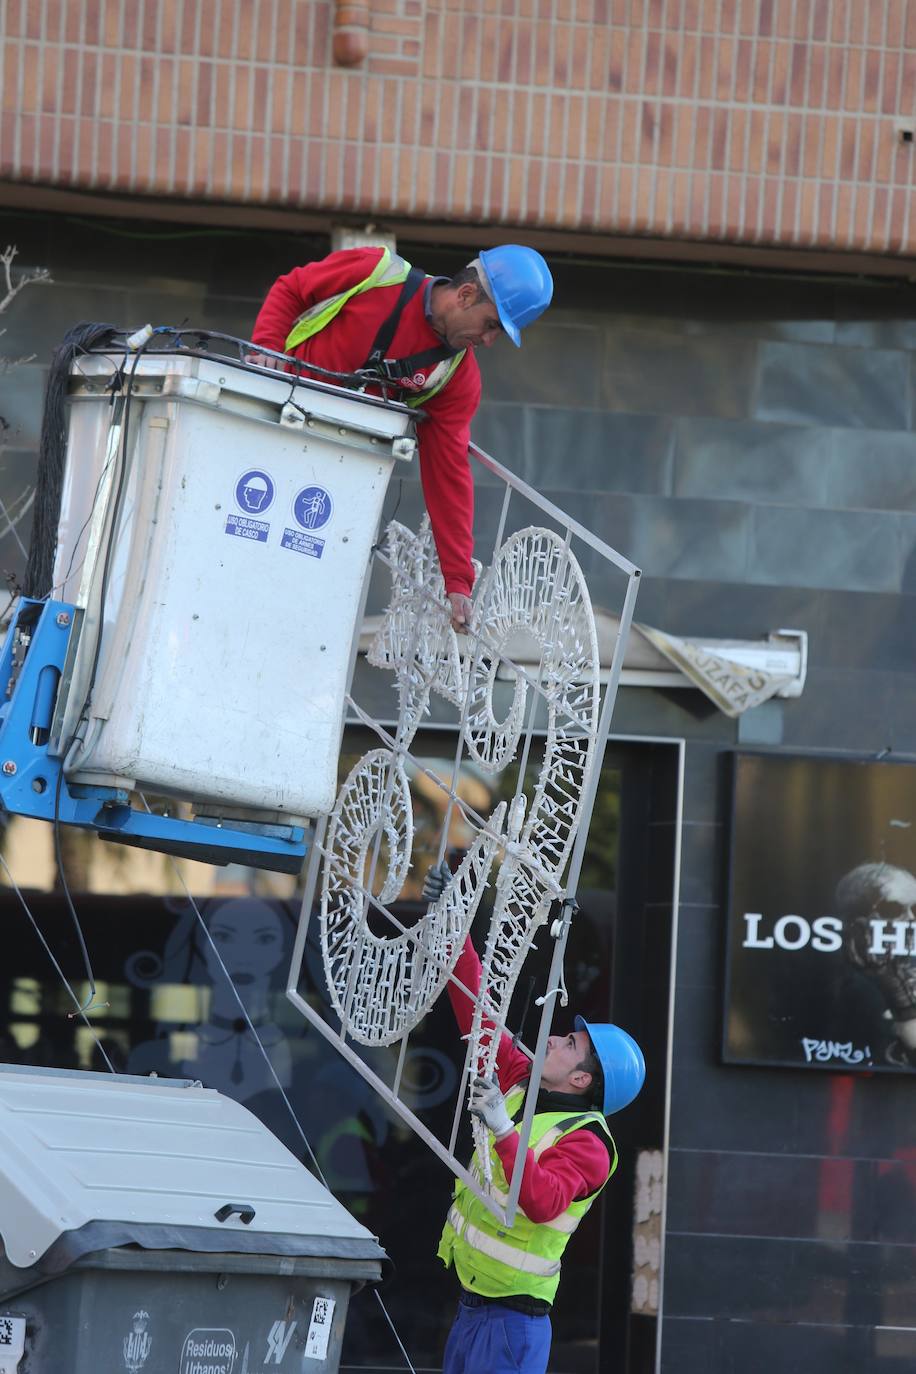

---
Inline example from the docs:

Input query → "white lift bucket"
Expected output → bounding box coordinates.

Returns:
[50,352,416,822]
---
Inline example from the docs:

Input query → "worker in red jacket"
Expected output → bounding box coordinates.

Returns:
[249,244,553,631]
[437,928,645,1374]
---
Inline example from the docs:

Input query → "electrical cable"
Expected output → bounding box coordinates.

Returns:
[42,342,141,1019]
[51,758,106,1018]
[371,1290,419,1373]
[24,323,123,600]
[49,445,118,600]
[48,346,132,601]
[139,797,418,1374]
[78,345,144,709]
[510,976,537,1050]
[0,854,116,1072]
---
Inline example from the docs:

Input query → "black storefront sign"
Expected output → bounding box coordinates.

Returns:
[723,752,916,1074]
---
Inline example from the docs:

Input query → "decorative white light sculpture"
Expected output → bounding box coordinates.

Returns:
[287,439,640,1226]
[320,517,600,1176]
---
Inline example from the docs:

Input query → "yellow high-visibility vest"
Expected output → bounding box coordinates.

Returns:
[283,247,465,407]
[437,1086,617,1304]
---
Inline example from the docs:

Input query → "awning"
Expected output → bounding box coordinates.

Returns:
[357,615,808,719]
[625,622,807,717]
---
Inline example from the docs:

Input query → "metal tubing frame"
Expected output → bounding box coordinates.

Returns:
[287,440,641,1225]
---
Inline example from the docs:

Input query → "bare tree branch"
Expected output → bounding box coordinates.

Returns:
[0,351,38,372]
[0,488,35,558]
[0,244,52,448]
[0,244,52,316]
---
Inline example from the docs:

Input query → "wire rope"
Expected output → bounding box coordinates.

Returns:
[138,798,419,1374]
[0,854,116,1071]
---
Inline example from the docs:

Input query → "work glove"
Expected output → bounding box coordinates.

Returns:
[468,1075,514,1140]
[422,860,453,902]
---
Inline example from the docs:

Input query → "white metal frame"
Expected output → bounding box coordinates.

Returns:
[287,441,641,1226]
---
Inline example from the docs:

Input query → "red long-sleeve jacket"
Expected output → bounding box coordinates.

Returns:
[251,247,480,596]
[448,937,611,1224]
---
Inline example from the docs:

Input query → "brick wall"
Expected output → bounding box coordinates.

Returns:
[3,0,916,258]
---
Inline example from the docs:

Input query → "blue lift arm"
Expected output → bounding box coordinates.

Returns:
[0,599,310,874]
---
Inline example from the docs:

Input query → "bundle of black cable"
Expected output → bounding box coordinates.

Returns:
[23,322,120,600]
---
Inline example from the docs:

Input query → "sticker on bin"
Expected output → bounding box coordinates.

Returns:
[264,1320,297,1364]
[122,1309,152,1372]
[304,1297,335,1361]
[227,469,275,543]
[179,1328,236,1374]
[0,1315,25,1374]
[281,528,325,558]
[282,485,333,559]
[293,485,333,531]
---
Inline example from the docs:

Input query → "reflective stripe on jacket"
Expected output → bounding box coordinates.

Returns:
[437,1086,617,1304]
[283,246,465,406]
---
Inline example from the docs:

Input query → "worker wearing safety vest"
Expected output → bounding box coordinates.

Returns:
[437,932,646,1374]
[250,244,553,633]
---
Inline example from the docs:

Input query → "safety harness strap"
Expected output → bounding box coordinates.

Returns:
[363,266,461,383]
[362,266,424,366]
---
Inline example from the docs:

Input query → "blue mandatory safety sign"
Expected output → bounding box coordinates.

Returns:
[293,485,333,531]
[282,528,325,559]
[235,469,275,515]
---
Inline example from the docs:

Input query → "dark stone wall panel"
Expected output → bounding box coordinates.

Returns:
[667,1151,916,1244]
[778,667,896,752]
[674,417,832,505]
[583,493,752,582]
[662,1316,916,1374]
[756,341,910,430]
[673,904,722,990]
[11,285,133,356]
[663,1232,916,1326]
[835,280,916,351]
[633,576,826,644]
[749,505,902,592]
[526,408,675,496]
[0,364,45,450]
[476,322,602,407]
[808,589,916,671]
[601,329,758,419]
[469,402,528,484]
[828,428,916,511]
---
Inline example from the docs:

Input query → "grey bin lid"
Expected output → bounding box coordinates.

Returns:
[0,1065,385,1273]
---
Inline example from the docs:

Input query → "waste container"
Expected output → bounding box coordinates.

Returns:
[50,347,416,821]
[0,1065,386,1373]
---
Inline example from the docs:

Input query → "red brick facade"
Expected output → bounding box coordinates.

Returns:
[3,0,916,258]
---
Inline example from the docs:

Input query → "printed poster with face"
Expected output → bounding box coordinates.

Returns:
[723,752,916,1074]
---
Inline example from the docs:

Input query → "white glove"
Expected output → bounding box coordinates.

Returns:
[469,1075,514,1139]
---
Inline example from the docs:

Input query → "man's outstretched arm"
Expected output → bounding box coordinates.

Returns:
[446,935,531,1094]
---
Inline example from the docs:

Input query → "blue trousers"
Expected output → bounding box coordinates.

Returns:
[442,1297,551,1374]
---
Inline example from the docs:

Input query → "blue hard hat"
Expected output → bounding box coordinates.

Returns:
[575,1015,645,1116]
[478,245,553,346]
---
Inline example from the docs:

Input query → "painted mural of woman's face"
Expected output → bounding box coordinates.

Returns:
[200,899,286,988]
